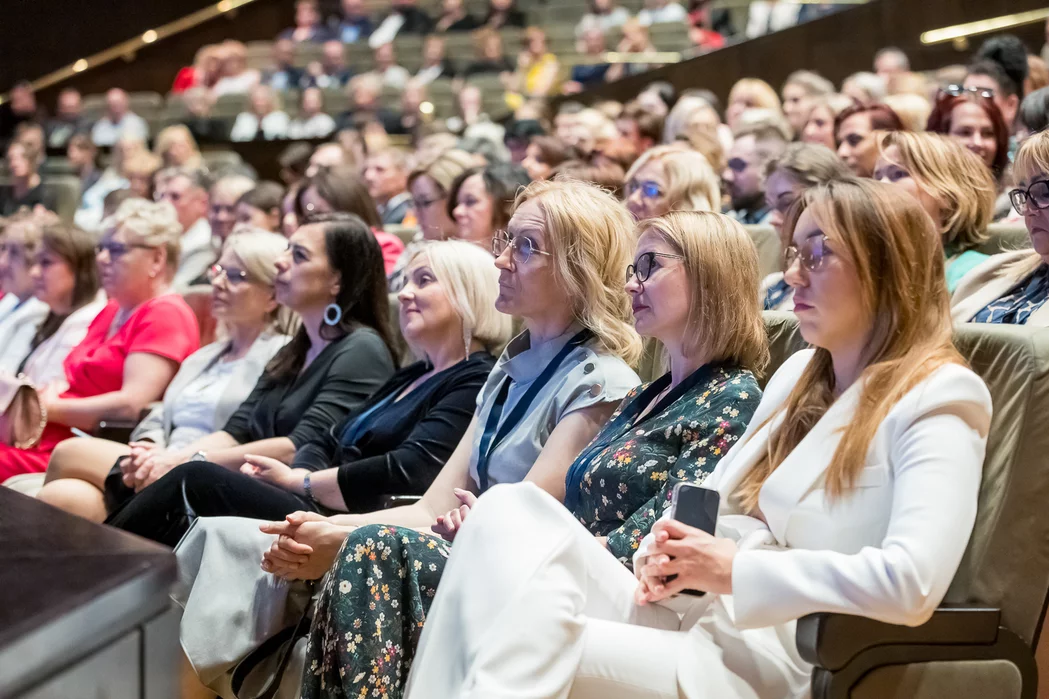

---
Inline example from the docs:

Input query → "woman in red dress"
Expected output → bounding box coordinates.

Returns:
[0,199,200,481]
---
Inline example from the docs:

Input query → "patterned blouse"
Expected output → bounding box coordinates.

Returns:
[565,361,761,564]
[971,264,1049,325]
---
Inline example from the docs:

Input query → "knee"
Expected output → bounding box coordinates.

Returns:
[44,439,80,482]
[37,479,107,521]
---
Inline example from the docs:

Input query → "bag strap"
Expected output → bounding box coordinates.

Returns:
[230,604,314,699]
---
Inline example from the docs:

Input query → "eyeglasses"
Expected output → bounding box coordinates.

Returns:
[492,230,551,264]
[783,234,834,272]
[207,264,251,285]
[626,180,663,200]
[95,241,154,259]
[626,251,684,284]
[726,157,748,173]
[411,195,444,210]
[1009,181,1049,215]
[941,83,995,100]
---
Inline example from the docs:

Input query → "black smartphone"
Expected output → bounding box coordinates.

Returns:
[664,482,720,596]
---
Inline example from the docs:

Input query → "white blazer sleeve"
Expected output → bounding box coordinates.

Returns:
[730,367,992,629]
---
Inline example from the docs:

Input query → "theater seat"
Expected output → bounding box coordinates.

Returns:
[761,311,1049,699]
[744,224,783,279]
[978,224,1030,256]
[182,284,217,347]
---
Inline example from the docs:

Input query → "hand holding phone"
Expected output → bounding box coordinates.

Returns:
[666,482,720,596]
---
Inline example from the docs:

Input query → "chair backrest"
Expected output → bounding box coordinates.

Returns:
[42,175,82,223]
[760,312,1049,647]
[181,285,218,347]
[977,224,1030,256]
[745,224,783,280]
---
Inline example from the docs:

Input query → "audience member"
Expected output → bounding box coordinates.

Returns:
[521,136,577,181]
[262,39,306,91]
[370,0,435,46]
[616,103,664,159]
[236,182,286,233]
[107,216,400,545]
[482,0,527,30]
[745,0,800,38]
[841,71,887,106]
[211,41,262,97]
[800,92,852,149]
[230,85,291,142]
[384,80,429,136]
[1,142,56,216]
[875,131,996,293]
[296,165,406,274]
[781,70,835,137]
[305,142,351,178]
[287,88,338,140]
[90,89,150,147]
[407,177,991,699]
[760,142,851,311]
[405,148,478,243]
[553,159,627,197]
[834,102,904,177]
[1018,86,1049,142]
[179,87,227,143]
[952,130,1049,325]
[662,93,719,145]
[874,45,910,88]
[329,0,373,43]
[927,87,1010,183]
[67,134,101,197]
[75,136,144,231]
[505,27,561,108]
[687,0,728,52]
[0,82,40,146]
[156,167,214,288]
[154,125,203,169]
[363,42,412,90]
[606,19,659,81]
[0,199,200,480]
[303,40,354,90]
[339,74,398,133]
[44,88,85,150]
[360,149,411,225]
[723,121,789,224]
[563,28,611,94]
[435,0,479,32]
[415,36,457,84]
[279,0,334,43]
[461,29,515,79]
[883,92,932,132]
[1027,55,1048,96]
[449,162,531,248]
[576,0,630,36]
[725,77,782,132]
[965,34,1030,131]
[277,143,313,187]
[208,174,257,244]
[624,144,720,221]
[172,44,223,94]
[122,151,163,200]
[37,229,292,522]
[638,0,688,26]
[0,214,52,372]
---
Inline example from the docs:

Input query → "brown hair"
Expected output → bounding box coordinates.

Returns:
[834,103,906,145]
[297,165,382,228]
[552,160,626,198]
[27,223,101,357]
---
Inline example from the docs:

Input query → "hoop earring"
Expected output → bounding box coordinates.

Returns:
[323,303,342,326]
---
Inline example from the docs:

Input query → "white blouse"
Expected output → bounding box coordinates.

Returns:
[166,358,240,451]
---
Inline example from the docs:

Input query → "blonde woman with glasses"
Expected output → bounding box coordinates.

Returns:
[624,144,720,222]
[405,178,992,699]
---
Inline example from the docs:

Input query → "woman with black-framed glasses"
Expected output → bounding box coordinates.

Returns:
[952,130,1049,326]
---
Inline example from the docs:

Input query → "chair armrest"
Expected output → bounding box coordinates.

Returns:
[380,495,421,509]
[93,420,141,444]
[797,605,1001,671]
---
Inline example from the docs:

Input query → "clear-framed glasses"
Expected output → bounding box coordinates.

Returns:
[1009,180,1049,216]
[95,241,153,259]
[492,230,551,265]
[207,264,251,285]
[783,234,834,273]
[626,251,685,284]
[941,83,995,100]
[626,180,663,200]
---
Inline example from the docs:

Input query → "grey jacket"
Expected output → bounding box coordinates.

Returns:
[130,332,290,446]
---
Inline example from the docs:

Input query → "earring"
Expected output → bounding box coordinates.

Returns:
[323,303,342,326]
[149,270,157,278]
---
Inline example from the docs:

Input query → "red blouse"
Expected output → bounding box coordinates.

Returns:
[62,295,201,400]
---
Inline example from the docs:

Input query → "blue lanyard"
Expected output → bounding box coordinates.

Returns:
[563,362,718,511]
[338,378,410,446]
[475,330,592,492]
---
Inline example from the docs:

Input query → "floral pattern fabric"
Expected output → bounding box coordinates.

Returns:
[302,362,760,698]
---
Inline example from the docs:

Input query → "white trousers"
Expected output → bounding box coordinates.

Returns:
[404,483,798,699]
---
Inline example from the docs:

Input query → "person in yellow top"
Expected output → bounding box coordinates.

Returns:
[504,27,561,110]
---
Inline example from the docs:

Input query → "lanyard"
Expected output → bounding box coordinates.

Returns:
[476,329,592,492]
[563,362,718,511]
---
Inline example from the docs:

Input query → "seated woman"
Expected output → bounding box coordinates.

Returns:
[0,212,52,375]
[834,102,905,178]
[449,163,531,251]
[504,27,561,110]
[405,178,993,699]
[176,179,642,694]
[105,215,399,545]
[0,200,201,482]
[19,221,106,387]
[760,143,851,311]
[184,239,510,519]
[623,144,720,222]
[1,141,56,216]
[300,207,769,698]
[875,131,996,293]
[235,181,286,233]
[36,229,291,521]
[952,130,1049,326]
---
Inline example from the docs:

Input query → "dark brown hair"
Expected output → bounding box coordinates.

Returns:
[295,165,382,228]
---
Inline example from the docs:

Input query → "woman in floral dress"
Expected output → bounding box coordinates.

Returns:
[297,210,769,698]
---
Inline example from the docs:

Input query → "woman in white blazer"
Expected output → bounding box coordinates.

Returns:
[951,130,1049,326]
[0,213,51,375]
[36,229,293,522]
[402,178,993,699]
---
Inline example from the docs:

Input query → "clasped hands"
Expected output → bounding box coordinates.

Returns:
[634,519,738,605]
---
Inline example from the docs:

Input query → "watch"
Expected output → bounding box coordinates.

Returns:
[190,450,207,462]
[303,472,315,503]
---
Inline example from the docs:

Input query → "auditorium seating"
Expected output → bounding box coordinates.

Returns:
[761,311,1049,699]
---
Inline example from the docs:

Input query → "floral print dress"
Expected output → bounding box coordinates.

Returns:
[301,361,760,699]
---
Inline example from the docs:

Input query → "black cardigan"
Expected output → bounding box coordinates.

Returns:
[223,327,396,449]
[292,351,495,512]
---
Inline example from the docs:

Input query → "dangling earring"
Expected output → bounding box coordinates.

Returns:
[323,303,342,326]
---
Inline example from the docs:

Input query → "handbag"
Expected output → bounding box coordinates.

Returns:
[0,374,47,449]
[230,602,313,699]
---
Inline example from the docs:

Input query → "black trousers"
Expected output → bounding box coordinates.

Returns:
[105,461,317,548]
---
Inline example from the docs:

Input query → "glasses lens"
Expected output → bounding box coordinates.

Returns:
[635,252,653,282]
[641,182,661,199]
[626,264,635,283]
[783,246,798,271]
[1030,181,1049,209]
[515,237,534,263]
[1010,189,1026,215]
[802,236,828,271]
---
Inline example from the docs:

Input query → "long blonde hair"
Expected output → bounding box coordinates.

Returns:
[515,178,642,365]
[736,179,963,509]
[879,130,995,252]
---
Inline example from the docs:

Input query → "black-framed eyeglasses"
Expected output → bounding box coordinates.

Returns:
[940,84,995,101]
[207,264,251,285]
[626,251,684,284]
[95,242,154,259]
[492,230,551,264]
[1009,180,1049,215]
[784,234,834,272]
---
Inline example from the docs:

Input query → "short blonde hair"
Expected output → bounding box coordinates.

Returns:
[1013,128,1049,184]
[515,178,642,365]
[879,130,995,251]
[224,227,297,333]
[154,124,200,162]
[105,199,183,273]
[625,144,720,213]
[663,95,718,144]
[407,240,512,355]
[728,78,782,114]
[640,211,769,374]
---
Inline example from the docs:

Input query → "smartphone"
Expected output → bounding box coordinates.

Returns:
[665,482,720,596]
